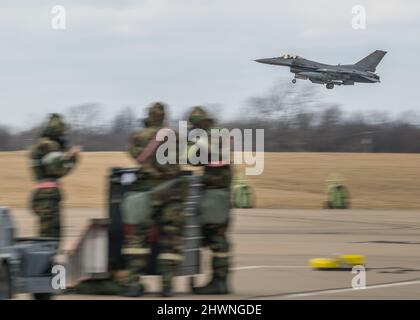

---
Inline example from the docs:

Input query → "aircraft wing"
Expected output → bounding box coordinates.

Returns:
[360,74,380,82]
[316,68,380,82]
[316,68,354,74]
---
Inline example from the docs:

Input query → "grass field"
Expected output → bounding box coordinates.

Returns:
[0,152,419,209]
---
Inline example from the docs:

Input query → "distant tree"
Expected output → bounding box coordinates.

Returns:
[0,126,12,150]
[107,107,138,150]
[1,81,420,153]
[111,107,137,136]
[65,103,104,132]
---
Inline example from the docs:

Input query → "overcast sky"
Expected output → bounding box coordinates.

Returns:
[1,0,419,129]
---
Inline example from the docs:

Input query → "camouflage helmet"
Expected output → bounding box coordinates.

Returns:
[42,113,68,138]
[148,102,166,126]
[188,106,212,128]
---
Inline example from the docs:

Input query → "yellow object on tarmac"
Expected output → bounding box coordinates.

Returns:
[309,258,340,269]
[309,254,365,270]
[338,254,366,266]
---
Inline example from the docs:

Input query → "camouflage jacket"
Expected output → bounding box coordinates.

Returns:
[30,137,78,182]
[187,127,232,189]
[128,126,181,180]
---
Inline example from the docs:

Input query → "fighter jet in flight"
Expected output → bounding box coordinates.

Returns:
[255,50,387,89]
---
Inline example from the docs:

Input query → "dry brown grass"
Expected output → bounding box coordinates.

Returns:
[245,153,420,209]
[1,152,419,209]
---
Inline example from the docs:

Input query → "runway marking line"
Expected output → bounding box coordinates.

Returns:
[231,265,420,299]
[284,278,420,299]
[247,278,420,299]
[231,265,308,271]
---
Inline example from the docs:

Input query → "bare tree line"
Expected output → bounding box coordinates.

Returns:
[224,83,420,152]
[1,83,419,153]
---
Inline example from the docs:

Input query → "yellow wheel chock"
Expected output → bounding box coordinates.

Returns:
[309,254,365,270]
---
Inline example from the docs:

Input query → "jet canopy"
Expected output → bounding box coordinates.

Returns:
[281,54,299,59]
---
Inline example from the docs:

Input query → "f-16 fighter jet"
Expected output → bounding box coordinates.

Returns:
[255,50,386,89]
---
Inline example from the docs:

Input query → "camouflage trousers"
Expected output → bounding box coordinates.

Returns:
[202,222,231,280]
[31,187,62,240]
[121,200,185,289]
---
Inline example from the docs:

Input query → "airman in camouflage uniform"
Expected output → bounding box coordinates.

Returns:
[121,102,187,297]
[187,106,232,295]
[30,114,80,241]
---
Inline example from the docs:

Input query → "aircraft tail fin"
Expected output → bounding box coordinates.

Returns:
[354,50,387,72]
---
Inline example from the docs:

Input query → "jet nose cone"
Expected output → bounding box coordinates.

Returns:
[255,58,273,64]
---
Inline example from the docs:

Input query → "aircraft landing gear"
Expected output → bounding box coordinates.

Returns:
[292,79,296,84]
[326,83,334,89]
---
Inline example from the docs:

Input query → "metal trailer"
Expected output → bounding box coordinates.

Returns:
[66,168,202,291]
[0,207,58,300]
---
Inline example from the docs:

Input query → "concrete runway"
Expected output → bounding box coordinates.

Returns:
[10,208,420,300]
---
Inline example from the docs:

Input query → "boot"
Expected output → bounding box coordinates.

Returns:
[193,277,230,295]
[159,259,176,298]
[69,279,125,295]
[161,274,174,298]
[161,283,173,298]
[121,283,145,297]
